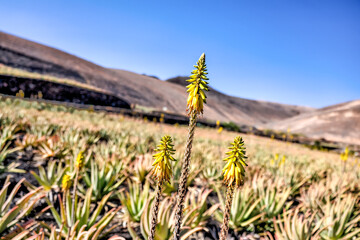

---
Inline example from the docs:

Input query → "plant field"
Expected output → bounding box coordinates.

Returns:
[0,96,359,240]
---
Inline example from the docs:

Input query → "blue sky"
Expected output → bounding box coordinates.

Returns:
[0,0,359,108]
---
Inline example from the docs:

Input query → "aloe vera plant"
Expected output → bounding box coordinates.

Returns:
[215,184,263,233]
[80,157,126,201]
[252,175,293,221]
[12,225,126,240]
[0,177,43,235]
[119,180,150,223]
[163,160,199,195]
[133,197,203,240]
[130,154,153,184]
[15,133,40,149]
[0,124,23,173]
[184,188,219,229]
[273,207,322,240]
[45,187,120,237]
[318,195,360,240]
[173,53,209,240]
[37,136,69,160]
[147,135,176,240]
[219,136,248,240]
[201,166,221,185]
[30,160,69,192]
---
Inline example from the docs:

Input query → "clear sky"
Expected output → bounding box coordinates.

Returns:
[0,0,359,108]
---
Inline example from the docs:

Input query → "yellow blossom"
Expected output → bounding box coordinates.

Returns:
[279,155,286,167]
[222,137,248,187]
[75,151,85,170]
[150,135,176,183]
[218,126,223,134]
[340,147,349,162]
[186,53,209,115]
[62,174,72,191]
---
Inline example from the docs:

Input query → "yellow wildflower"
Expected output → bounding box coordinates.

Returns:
[340,147,349,162]
[75,151,85,170]
[222,137,247,187]
[186,53,209,115]
[150,135,176,183]
[218,126,223,134]
[62,174,72,191]
[279,155,286,166]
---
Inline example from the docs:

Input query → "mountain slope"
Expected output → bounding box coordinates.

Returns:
[266,100,360,145]
[166,77,313,125]
[0,31,312,126]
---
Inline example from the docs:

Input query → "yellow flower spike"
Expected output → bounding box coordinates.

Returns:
[216,120,220,127]
[62,174,72,192]
[150,135,176,183]
[270,158,275,166]
[75,151,85,170]
[218,126,223,134]
[186,53,209,115]
[279,155,286,167]
[222,137,248,187]
[341,147,349,162]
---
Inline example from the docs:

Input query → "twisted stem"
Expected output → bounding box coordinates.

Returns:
[148,181,163,240]
[172,111,197,240]
[220,183,235,240]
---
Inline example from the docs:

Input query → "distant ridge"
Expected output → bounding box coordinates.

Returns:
[2,31,359,144]
[266,100,360,145]
[0,31,311,126]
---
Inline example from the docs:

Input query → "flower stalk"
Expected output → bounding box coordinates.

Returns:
[148,136,176,240]
[219,137,247,240]
[173,53,209,240]
[69,151,84,237]
[62,173,72,238]
[220,183,235,239]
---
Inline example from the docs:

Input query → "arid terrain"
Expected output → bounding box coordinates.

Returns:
[0,97,359,239]
[0,31,359,145]
[0,31,359,240]
[267,100,360,145]
[0,31,311,125]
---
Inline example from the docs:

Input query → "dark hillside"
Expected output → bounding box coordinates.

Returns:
[0,31,312,127]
